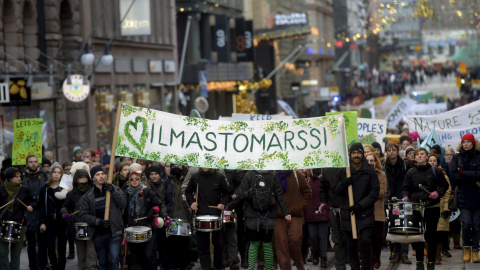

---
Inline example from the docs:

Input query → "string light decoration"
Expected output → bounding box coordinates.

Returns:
[413,0,434,20]
[235,89,258,114]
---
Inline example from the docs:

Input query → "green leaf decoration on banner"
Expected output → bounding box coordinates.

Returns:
[263,121,289,133]
[292,119,312,128]
[124,116,148,154]
[184,117,211,131]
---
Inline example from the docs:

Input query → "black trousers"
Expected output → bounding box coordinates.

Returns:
[372,221,384,262]
[197,230,223,270]
[26,229,48,269]
[412,207,440,263]
[166,235,191,269]
[46,220,68,270]
[129,238,154,270]
[344,226,373,270]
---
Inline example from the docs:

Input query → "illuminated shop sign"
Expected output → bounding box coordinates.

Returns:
[120,0,151,36]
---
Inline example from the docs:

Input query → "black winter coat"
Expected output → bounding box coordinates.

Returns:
[449,149,480,208]
[185,170,231,217]
[38,185,66,224]
[61,189,87,235]
[122,186,162,228]
[0,185,35,223]
[384,157,412,201]
[227,170,290,219]
[334,159,380,230]
[403,164,449,206]
[319,168,342,208]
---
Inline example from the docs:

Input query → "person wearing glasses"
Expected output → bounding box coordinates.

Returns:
[78,165,127,270]
[122,167,163,270]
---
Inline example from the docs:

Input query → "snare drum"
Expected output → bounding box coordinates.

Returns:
[166,219,191,237]
[75,222,90,240]
[125,226,152,243]
[222,210,236,223]
[194,215,222,232]
[387,200,423,235]
[0,221,22,243]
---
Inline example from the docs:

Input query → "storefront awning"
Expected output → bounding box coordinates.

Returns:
[437,41,445,47]
[255,25,311,41]
[427,41,435,47]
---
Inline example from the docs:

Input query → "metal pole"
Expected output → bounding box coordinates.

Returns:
[265,44,304,79]
[178,16,192,85]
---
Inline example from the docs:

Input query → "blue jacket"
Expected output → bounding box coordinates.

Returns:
[449,147,480,208]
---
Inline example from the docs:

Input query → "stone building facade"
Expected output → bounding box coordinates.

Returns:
[0,0,177,163]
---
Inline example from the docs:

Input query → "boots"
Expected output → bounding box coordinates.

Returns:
[320,257,327,269]
[416,261,425,270]
[241,253,248,268]
[473,249,480,263]
[464,246,472,262]
[435,243,442,264]
[312,252,319,266]
[453,234,462,249]
[427,262,435,270]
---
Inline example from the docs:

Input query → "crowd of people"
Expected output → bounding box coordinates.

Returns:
[0,130,478,270]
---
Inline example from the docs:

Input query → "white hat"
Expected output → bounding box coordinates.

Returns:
[129,163,142,174]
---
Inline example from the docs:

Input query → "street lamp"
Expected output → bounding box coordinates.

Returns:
[100,45,114,66]
[81,47,95,66]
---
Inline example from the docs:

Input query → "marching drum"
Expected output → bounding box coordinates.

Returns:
[125,226,152,243]
[222,209,236,223]
[387,200,424,235]
[75,222,90,240]
[166,219,191,237]
[0,221,22,243]
[193,215,222,232]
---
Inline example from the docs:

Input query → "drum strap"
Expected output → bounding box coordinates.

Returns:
[0,192,20,221]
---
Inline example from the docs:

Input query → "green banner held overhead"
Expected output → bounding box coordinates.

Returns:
[326,111,358,146]
[115,105,350,170]
[12,118,43,165]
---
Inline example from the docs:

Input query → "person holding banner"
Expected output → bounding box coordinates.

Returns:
[78,165,127,270]
[334,142,380,270]
[22,154,49,270]
[403,147,449,270]
[0,167,35,270]
[449,133,480,263]
[185,168,231,270]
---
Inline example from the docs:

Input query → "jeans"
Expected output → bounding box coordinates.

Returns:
[330,210,347,270]
[92,232,122,270]
[307,222,329,258]
[0,226,27,270]
[460,207,480,249]
[344,226,373,270]
[46,220,68,270]
[411,207,440,263]
[26,229,48,269]
[197,230,223,270]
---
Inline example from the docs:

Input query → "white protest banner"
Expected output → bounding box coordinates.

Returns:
[407,99,480,147]
[357,118,387,151]
[408,103,447,116]
[385,98,417,129]
[277,100,298,119]
[116,105,349,170]
[231,113,293,121]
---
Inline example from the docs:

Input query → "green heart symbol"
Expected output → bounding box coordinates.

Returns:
[124,116,148,154]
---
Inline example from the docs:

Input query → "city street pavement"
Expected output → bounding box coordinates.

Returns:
[18,241,480,270]
[406,74,460,100]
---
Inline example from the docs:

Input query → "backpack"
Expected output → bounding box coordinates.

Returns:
[249,173,274,212]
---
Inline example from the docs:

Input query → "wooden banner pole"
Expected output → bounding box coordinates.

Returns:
[104,102,123,221]
[347,167,358,239]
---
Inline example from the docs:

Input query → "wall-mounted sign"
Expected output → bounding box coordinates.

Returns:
[120,0,151,36]
[275,13,307,26]
[62,75,90,102]
[164,60,176,73]
[32,82,55,100]
[3,78,31,106]
[215,15,229,62]
[149,60,163,73]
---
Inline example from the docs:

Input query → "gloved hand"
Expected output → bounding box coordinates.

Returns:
[343,177,353,186]
[458,169,463,176]
[347,204,362,215]
[429,191,439,200]
[441,211,450,219]
[403,196,409,200]
[62,213,71,222]
[146,208,158,219]
[152,206,160,214]
[104,183,114,192]
[97,219,111,229]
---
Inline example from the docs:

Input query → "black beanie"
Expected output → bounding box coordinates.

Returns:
[371,142,381,150]
[431,145,441,154]
[147,165,163,176]
[349,142,364,155]
[5,167,20,180]
[90,165,104,178]
[42,159,52,166]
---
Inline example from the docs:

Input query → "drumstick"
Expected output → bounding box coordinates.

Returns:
[134,215,157,221]
[70,210,80,216]
[195,183,199,213]
[0,199,15,210]
[16,198,28,208]
[209,206,218,208]
[418,184,432,194]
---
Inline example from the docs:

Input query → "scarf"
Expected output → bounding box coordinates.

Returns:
[76,182,90,194]
[127,183,146,221]
[5,180,21,201]
[275,170,291,192]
